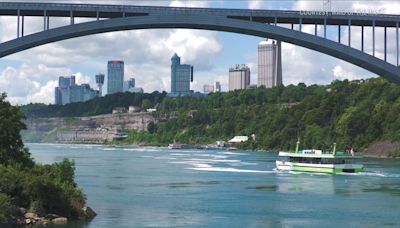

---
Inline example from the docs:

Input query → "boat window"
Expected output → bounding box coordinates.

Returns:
[280,156,289,162]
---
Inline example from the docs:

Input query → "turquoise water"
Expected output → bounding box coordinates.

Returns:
[28,143,400,228]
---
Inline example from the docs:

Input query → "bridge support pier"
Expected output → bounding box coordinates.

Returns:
[373,20,375,57]
[338,25,341,43]
[43,10,47,31]
[348,19,351,47]
[397,21,399,66]
[324,18,327,38]
[384,26,387,62]
[70,11,74,25]
[21,16,24,37]
[299,17,302,32]
[17,9,20,38]
[361,26,364,52]
[314,24,317,36]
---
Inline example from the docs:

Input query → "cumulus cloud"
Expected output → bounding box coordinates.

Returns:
[0,64,93,104]
[248,0,264,10]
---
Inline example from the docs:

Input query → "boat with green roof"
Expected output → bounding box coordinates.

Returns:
[276,140,363,174]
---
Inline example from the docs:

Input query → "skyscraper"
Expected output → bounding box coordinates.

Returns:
[229,64,250,91]
[128,78,135,89]
[55,76,75,105]
[95,73,105,96]
[54,76,96,105]
[171,53,193,96]
[257,39,282,88]
[215,81,221,92]
[107,60,124,94]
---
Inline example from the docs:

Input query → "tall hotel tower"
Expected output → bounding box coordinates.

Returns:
[229,64,250,91]
[107,60,124,94]
[257,40,282,88]
[171,53,193,96]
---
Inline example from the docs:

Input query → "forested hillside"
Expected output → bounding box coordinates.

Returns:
[21,78,400,153]
[129,78,400,152]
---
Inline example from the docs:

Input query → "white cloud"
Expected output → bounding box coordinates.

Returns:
[248,0,264,10]
[169,0,208,8]
[0,64,93,104]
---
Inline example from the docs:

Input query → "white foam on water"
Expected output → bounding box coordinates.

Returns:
[131,147,162,152]
[187,158,241,163]
[192,163,213,168]
[197,154,228,159]
[102,148,116,151]
[122,148,141,151]
[141,155,155,158]
[187,166,275,173]
[169,153,188,156]
[238,162,258,166]
[338,171,400,178]
[218,151,245,156]
[155,156,177,160]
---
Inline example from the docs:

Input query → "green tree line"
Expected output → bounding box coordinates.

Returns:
[21,78,400,152]
[20,91,166,118]
[126,78,400,152]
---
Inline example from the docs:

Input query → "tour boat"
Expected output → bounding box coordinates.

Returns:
[276,141,363,174]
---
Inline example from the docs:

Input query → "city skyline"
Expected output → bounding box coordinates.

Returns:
[0,0,399,104]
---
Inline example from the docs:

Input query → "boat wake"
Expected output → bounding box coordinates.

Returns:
[338,171,400,178]
[186,166,276,173]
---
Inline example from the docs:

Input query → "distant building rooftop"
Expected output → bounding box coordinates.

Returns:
[228,136,249,143]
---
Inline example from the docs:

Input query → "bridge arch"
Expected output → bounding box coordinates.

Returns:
[1,14,399,83]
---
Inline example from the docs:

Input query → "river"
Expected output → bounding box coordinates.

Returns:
[27,143,400,228]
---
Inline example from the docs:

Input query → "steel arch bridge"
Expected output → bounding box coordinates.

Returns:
[1,2,400,83]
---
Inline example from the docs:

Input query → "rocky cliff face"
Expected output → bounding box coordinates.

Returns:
[22,113,155,143]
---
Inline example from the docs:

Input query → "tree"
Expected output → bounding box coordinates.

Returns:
[0,93,33,167]
[141,99,152,110]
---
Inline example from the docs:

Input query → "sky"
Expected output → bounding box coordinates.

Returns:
[0,0,399,104]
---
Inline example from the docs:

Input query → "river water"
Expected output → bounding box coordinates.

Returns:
[27,143,400,228]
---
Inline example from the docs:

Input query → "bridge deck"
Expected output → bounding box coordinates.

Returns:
[0,2,399,27]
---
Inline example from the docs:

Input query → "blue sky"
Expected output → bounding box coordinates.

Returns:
[0,0,399,104]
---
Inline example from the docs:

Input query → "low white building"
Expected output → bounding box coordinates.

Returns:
[228,136,249,143]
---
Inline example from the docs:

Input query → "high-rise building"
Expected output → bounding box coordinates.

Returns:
[69,84,97,103]
[203,84,214,93]
[95,73,105,96]
[123,77,143,93]
[171,53,193,96]
[107,60,124,95]
[128,78,135,89]
[257,39,282,88]
[54,76,97,105]
[229,64,250,91]
[55,76,76,105]
[215,81,221,92]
